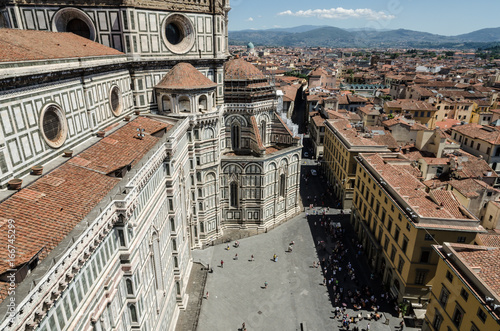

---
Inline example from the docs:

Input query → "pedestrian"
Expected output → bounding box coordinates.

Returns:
[242,322,245,329]
[205,291,209,299]
[234,253,238,260]
[251,254,254,261]
[226,244,230,250]
[264,281,268,289]
[367,323,370,330]
[221,260,224,268]
[400,319,404,330]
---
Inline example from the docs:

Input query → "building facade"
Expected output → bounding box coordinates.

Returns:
[352,153,485,303]
[424,243,500,331]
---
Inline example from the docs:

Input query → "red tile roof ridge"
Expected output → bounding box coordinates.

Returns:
[155,62,217,90]
[250,116,264,149]
[224,58,266,80]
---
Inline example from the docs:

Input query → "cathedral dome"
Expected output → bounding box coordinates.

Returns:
[156,62,217,90]
[224,58,265,81]
[247,42,254,49]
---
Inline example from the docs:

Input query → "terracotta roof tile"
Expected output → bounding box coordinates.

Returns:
[362,153,478,220]
[0,117,172,275]
[0,29,122,63]
[224,58,265,80]
[155,62,217,90]
[454,246,500,298]
[477,231,500,247]
[451,124,500,145]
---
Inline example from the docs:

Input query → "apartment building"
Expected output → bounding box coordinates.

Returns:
[352,153,485,303]
[424,243,500,331]
[450,124,500,174]
[323,119,390,208]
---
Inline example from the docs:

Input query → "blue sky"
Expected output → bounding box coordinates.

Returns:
[228,0,500,35]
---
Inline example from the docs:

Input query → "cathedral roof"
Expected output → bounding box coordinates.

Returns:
[155,62,217,90]
[0,29,122,62]
[0,117,172,276]
[224,58,265,80]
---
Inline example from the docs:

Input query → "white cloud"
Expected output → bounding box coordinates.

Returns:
[246,17,254,22]
[277,7,395,21]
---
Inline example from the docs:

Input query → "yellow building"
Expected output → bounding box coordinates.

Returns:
[480,200,500,230]
[353,153,486,303]
[323,119,390,208]
[425,242,500,331]
[385,99,438,129]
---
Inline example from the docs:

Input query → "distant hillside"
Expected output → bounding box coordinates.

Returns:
[229,25,500,49]
[267,25,329,33]
[455,28,500,42]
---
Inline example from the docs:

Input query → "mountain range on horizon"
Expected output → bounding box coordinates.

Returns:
[229,25,500,49]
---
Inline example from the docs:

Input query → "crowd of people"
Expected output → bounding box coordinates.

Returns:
[308,206,401,330]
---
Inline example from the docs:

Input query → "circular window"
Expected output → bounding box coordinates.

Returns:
[162,14,195,54]
[66,18,91,39]
[166,23,183,45]
[40,104,68,149]
[52,7,96,41]
[109,86,122,116]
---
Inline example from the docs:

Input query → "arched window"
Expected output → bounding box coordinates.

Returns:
[199,95,208,112]
[231,125,240,150]
[279,174,286,197]
[260,120,266,145]
[129,304,138,323]
[126,278,134,295]
[179,96,190,112]
[162,96,172,112]
[230,181,238,208]
[174,256,179,268]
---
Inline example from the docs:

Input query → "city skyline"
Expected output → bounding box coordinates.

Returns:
[228,0,500,36]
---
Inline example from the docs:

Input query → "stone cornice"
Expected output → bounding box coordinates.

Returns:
[0,0,227,14]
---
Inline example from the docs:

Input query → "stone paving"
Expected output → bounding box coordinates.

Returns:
[192,210,422,331]
[175,263,207,331]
